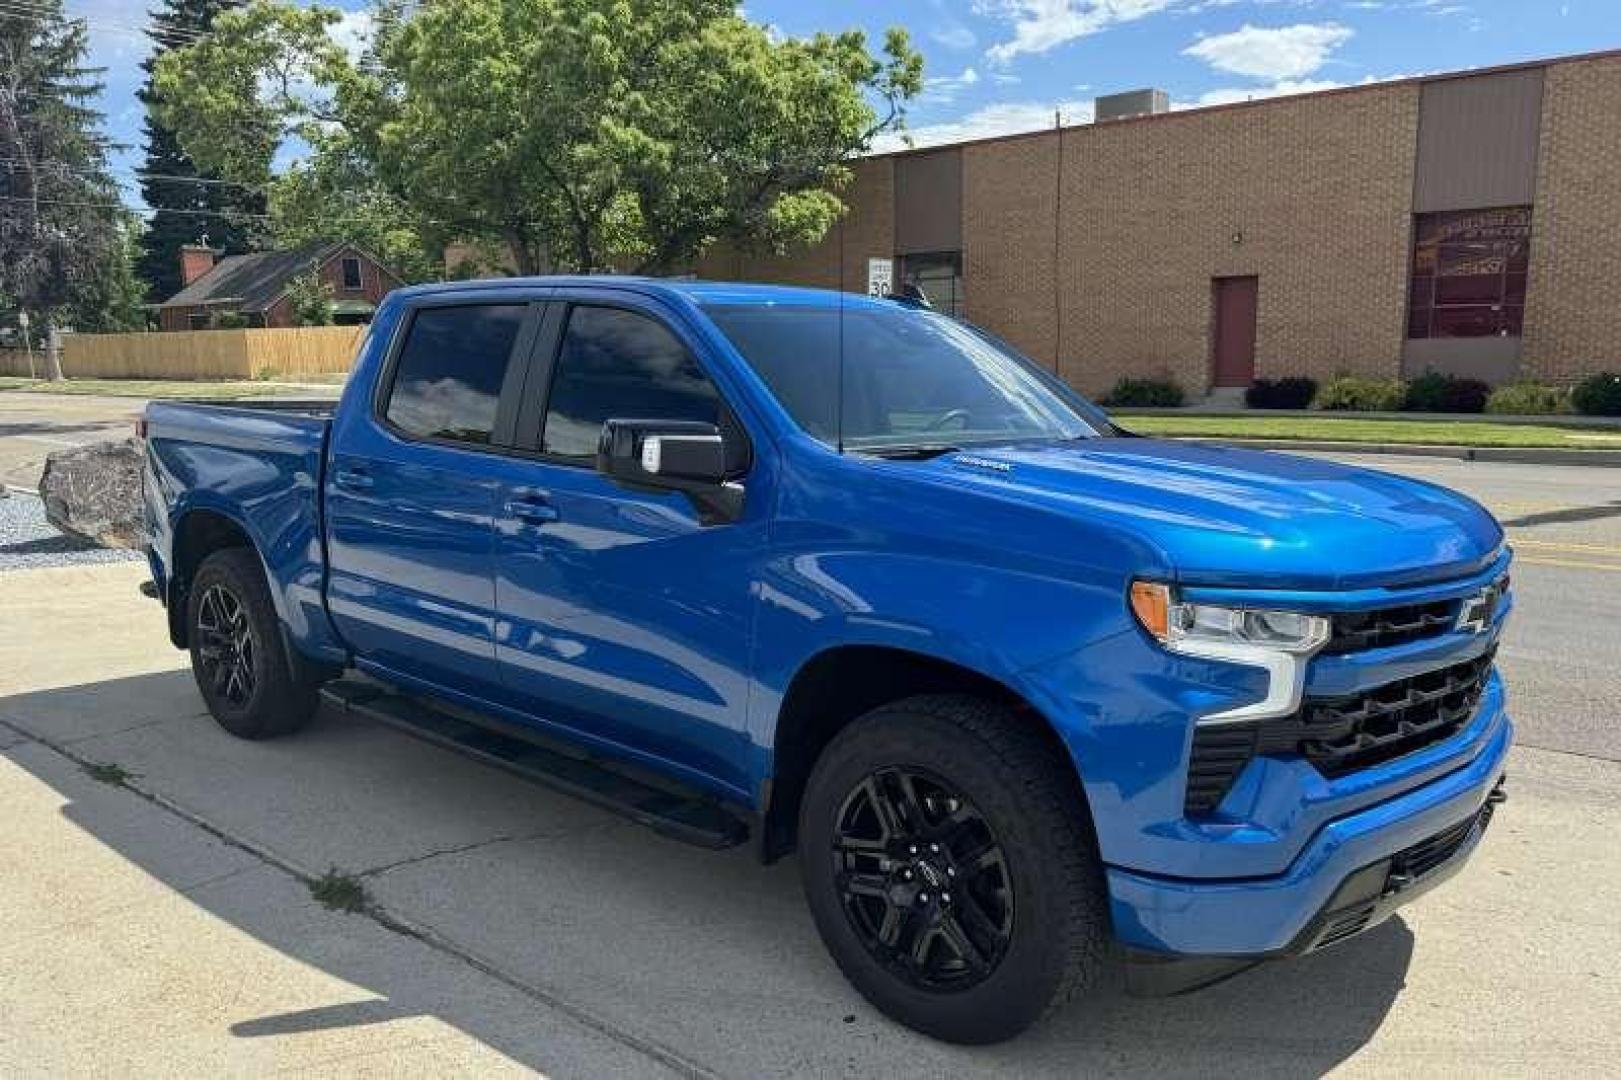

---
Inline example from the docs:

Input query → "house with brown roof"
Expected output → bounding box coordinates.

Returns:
[157,240,404,331]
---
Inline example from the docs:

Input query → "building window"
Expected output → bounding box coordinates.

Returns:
[1407,207,1531,339]
[341,256,363,290]
[900,252,964,319]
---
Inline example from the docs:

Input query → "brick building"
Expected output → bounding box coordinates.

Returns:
[157,240,404,332]
[702,49,1621,398]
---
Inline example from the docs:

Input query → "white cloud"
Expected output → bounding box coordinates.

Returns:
[979,0,1186,63]
[873,98,1095,152]
[1189,78,1345,107]
[920,66,983,105]
[1183,71,1414,109]
[931,24,979,49]
[1184,22,1353,81]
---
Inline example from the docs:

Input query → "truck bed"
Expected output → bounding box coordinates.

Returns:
[143,397,344,662]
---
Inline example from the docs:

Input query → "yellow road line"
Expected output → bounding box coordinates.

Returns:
[1510,538,1621,555]
[1512,556,1621,572]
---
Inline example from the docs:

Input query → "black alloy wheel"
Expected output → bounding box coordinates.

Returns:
[833,766,1014,991]
[194,582,256,707]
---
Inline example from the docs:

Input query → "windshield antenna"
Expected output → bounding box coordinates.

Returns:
[836,226,847,454]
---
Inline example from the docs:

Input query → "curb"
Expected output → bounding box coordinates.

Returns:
[1185,438,1621,467]
[1117,408,1621,429]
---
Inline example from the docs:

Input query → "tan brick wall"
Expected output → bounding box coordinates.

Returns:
[963,133,1061,368]
[1052,85,1419,398]
[1523,56,1621,384]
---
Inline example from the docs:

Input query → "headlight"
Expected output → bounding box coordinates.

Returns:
[1129,582,1330,723]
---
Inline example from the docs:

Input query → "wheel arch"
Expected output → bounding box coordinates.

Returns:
[164,506,262,648]
[758,644,1090,863]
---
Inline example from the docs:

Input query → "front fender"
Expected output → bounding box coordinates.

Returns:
[744,548,1131,760]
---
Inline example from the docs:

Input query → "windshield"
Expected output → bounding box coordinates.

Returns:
[702,303,1103,452]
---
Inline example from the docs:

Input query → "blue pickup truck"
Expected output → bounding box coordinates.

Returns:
[140,277,1512,1043]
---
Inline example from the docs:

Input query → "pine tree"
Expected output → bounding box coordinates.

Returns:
[0,0,122,376]
[135,0,266,304]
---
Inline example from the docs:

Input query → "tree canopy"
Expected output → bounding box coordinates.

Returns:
[154,0,923,277]
[136,0,269,304]
[0,0,141,364]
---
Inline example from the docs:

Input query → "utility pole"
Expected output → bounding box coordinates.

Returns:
[18,309,34,379]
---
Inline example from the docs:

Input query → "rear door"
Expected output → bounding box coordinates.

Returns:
[489,291,768,797]
[324,298,543,700]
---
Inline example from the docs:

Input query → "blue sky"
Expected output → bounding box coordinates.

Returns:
[74,0,1621,204]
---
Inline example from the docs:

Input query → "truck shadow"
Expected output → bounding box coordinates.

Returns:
[0,670,1411,1078]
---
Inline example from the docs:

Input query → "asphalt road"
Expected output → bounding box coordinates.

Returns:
[1,391,1617,1075]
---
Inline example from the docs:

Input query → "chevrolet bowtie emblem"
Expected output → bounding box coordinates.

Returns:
[1456,580,1503,635]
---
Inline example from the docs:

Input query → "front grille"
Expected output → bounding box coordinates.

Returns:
[1184,650,1495,816]
[1298,648,1495,777]
[1323,598,1457,654]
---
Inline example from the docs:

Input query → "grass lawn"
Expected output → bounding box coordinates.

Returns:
[1113,413,1621,449]
[0,376,342,399]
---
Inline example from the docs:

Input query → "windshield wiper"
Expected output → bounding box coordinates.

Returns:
[855,443,963,460]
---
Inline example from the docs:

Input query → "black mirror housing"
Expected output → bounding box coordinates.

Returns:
[596,420,728,491]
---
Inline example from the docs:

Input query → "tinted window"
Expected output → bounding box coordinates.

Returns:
[542,306,722,459]
[385,304,526,444]
[704,304,1098,451]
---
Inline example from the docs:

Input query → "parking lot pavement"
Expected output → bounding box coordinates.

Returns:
[2,561,1619,1077]
[0,392,142,491]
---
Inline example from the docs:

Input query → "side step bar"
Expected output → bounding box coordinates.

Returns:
[321,680,749,851]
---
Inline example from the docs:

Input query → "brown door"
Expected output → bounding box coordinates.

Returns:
[1211,276,1259,387]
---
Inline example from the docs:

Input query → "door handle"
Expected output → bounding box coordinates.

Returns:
[333,468,373,491]
[504,497,559,523]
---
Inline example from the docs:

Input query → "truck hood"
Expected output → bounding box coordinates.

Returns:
[916,438,1504,591]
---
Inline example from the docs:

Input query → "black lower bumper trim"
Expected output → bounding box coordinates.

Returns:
[1124,775,1505,997]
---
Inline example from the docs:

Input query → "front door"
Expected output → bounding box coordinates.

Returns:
[1211,276,1259,388]
[325,300,538,700]
[491,294,766,797]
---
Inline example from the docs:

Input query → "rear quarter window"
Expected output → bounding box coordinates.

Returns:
[383,305,527,444]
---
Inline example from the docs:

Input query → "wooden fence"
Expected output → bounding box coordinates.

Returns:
[0,325,366,381]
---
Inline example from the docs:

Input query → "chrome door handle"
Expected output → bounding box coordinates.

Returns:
[504,498,558,523]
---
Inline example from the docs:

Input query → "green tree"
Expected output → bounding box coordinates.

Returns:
[66,215,148,332]
[136,0,269,305]
[285,271,333,325]
[0,0,124,376]
[154,0,922,277]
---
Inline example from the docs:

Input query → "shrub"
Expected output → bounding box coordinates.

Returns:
[1485,382,1570,416]
[1103,377,1184,408]
[1313,376,1407,412]
[1403,371,1490,413]
[1245,377,1318,410]
[1572,372,1621,417]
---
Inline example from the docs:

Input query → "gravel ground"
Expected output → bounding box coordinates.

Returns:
[0,490,143,571]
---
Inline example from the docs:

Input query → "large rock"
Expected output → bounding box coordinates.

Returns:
[39,438,144,549]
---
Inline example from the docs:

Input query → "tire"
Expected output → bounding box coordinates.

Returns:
[186,548,320,739]
[798,695,1108,1044]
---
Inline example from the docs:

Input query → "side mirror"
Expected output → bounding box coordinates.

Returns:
[597,419,727,490]
[596,419,743,526]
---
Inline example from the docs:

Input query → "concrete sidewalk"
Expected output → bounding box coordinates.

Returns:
[1,562,1618,1076]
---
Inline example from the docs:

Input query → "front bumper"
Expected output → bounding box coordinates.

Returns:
[1107,704,1511,971]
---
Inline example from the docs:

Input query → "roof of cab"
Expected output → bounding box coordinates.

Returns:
[392,275,894,311]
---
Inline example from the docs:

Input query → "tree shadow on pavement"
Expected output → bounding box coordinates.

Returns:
[0,670,1411,1078]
